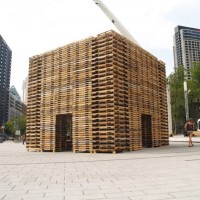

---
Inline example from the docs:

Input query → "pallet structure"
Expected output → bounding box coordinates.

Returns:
[26,30,168,153]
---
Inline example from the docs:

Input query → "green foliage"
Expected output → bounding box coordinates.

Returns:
[4,115,26,136]
[4,120,15,135]
[188,62,200,119]
[168,62,200,133]
[168,67,185,126]
[188,62,200,100]
[15,116,26,135]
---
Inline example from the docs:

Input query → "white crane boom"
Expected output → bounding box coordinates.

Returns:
[92,0,140,46]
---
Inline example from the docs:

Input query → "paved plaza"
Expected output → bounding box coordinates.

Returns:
[1,136,200,200]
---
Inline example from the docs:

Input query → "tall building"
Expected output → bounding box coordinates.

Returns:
[0,35,12,126]
[173,25,200,79]
[26,30,168,153]
[8,85,26,120]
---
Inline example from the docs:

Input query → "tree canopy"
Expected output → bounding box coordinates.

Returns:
[188,62,200,101]
[168,62,200,134]
[4,115,26,136]
[168,66,185,133]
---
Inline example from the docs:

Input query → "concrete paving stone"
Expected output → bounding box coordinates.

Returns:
[44,192,65,197]
[39,182,50,187]
[21,192,45,198]
[63,180,74,183]
[86,178,103,182]
[0,194,6,200]
[99,184,128,190]
[78,175,93,179]
[101,177,118,181]
[172,197,200,200]
[80,182,104,188]
[64,183,82,188]
[100,187,122,194]
[23,182,42,187]
[105,198,130,200]
[43,197,64,200]
[24,185,47,190]
[112,180,137,186]
[71,178,89,183]
[11,185,32,191]
[65,190,83,196]
[68,194,106,200]
[169,190,200,198]
[54,180,66,184]
[82,180,113,187]
[76,185,100,190]
[83,189,105,195]
[47,183,64,189]
[2,190,27,196]
[129,193,175,200]
[44,188,64,194]
[120,187,141,192]
[0,187,13,192]
[2,195,23,200]
[105,191,146,198]
[143,186,198,195]
[179,185,200,191]
[35,177,51,182]
[27,189,47,194]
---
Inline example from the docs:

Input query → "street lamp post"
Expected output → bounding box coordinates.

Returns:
[167,84,173,136]
[184,80,189,121]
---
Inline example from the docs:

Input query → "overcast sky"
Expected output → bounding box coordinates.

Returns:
[1,0,200,98]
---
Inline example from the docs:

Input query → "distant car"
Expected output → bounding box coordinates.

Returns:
[0,137,5,143]
[0,133,9,141]
[197,119,200,131]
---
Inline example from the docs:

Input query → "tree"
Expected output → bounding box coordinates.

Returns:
[188,62,200,119]
[188,62,200,100]
[4,115,26,136]
[168,66,185,134]
[4,119,15,136]
[16,115,26,135]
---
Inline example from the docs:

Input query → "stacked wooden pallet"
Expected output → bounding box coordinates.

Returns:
[71,39,93,153]
[26,56,41,151]
[91,32,116,153]
[158,62,169,146]
[126,39,168,149]
[26,30,168,153]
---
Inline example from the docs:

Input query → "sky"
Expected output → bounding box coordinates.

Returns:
[1,0,200,98]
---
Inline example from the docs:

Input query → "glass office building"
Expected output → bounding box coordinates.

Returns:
[173,25,200,79]
[0,35,12,126]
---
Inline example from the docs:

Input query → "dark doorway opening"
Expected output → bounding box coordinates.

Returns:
[56,114,72,151]
[141,114,152,148]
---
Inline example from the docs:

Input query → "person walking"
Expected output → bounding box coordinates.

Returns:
[22,133,26,145]
[184,118,194,147]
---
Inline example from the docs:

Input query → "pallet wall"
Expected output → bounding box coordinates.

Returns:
[26,30,168,152]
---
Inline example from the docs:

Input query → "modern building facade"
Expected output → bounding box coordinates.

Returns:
[8,85,26,120]
[0,35,12,126]
[173,25,200,79]
[22,77,28,105]
[26,30,168,153]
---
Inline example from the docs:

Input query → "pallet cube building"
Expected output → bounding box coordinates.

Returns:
[26,30,168,153]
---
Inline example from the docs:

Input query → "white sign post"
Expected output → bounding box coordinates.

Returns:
[15,130,21,136]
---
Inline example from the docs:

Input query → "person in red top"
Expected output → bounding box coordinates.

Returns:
[184,118,194,147]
